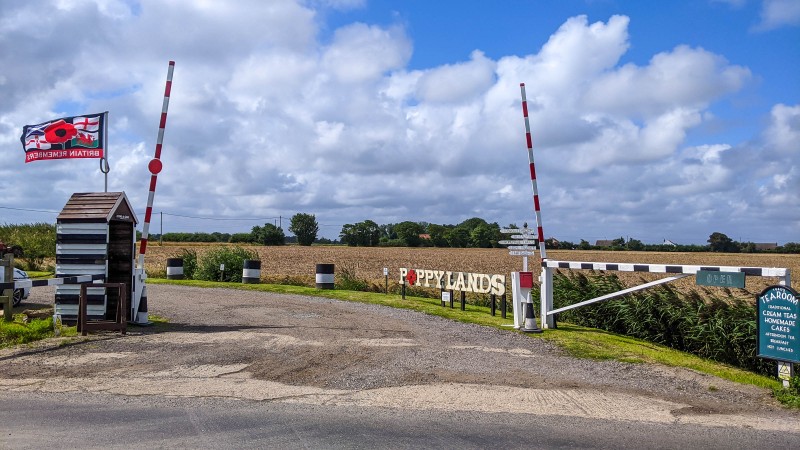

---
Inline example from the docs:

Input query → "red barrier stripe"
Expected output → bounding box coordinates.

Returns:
[149,175,157,191]
[529,163,536,180]
[154,143,162,159]
[140,239,148,254]
[534,195,540,211]
[526,133,532,149]
[164,80,172,97]
[522,101,528,117]
[159,112,167,128]
[144,206,153,223]
[538,226,544,240]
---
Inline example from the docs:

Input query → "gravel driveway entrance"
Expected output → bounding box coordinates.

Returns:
[1,284,798,433]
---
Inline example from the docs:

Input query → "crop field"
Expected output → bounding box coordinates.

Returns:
[143,244,798,296]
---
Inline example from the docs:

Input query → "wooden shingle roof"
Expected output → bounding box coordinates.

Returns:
[57,192,138,224]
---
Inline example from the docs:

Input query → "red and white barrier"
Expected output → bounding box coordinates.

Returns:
[132,61,175,324]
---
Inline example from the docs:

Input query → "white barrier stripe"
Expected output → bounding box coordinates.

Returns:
[242,269,261,278]
[544,260,789,276]
[166,267,184,275]
[316,274,334,283]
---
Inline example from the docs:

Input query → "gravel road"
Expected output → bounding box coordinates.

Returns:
[1,284,799,437]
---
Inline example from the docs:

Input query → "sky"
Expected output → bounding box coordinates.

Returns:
[1,0,798,245]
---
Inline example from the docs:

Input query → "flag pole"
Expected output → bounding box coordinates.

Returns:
[100,111,110,192]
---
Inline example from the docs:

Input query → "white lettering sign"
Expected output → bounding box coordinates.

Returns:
[399,267,506,296]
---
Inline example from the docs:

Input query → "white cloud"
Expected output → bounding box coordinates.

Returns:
[0,3,796,244]
[755,0,800,30]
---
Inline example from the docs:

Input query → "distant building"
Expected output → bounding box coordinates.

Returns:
[754,243,778,251]
[595,240,615,247]
[662,239,677,247]
[419,234,431,240]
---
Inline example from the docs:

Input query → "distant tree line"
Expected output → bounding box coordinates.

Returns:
[338,217,507,248]
[141,213,326,246]
[141,216,799,254]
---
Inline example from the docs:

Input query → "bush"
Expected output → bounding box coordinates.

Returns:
[194,246,258,283]
[180,248,198,279]
[335,264,369,291]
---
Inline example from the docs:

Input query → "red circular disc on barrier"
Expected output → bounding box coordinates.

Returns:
[148,158,163,174]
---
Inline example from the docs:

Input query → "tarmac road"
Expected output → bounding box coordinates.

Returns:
[1,284,798,448]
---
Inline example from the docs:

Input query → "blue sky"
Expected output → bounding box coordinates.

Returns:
[1,0,798,245]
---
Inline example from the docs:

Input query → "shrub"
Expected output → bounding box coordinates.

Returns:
[194,246,258,283]
[180,248,198,279]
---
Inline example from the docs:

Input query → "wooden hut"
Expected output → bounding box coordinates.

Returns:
[56,192,138,321]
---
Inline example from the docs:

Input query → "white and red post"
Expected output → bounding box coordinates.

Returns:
[519,83,554,329]
[132,60,174,324]
[519,83,547,262]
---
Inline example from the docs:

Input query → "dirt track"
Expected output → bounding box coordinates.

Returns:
[1,285,799,432]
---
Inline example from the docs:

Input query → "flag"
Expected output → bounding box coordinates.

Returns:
[20,112,107,163]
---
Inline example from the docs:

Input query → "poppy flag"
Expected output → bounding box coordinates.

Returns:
[20,112,107,163]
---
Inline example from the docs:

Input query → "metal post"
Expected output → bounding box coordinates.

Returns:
[401,275,406,299]
[491,294,496,316]
[540,267,555,329]
[501,294,507,319]
[1,254,13,322]
[460,291,466,311]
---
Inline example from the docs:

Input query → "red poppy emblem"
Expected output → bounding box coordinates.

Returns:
[44,120,77,144]
[406,269,417,285]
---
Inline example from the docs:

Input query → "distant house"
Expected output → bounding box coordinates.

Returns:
[754,243,778,251]
[595,240,615,247]
[662,239,677,247]
[419,234,431,240]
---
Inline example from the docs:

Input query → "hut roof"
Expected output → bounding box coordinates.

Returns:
[57,192,138,224]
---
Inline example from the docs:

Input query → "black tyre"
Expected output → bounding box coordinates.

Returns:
[12,289,23,307]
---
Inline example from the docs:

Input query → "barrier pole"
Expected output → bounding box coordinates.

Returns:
[138,60,175,270]
[519,83,547,261]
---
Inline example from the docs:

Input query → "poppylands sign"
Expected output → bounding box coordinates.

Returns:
[757,285,800,364]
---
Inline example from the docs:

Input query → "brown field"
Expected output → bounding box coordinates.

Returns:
[142,244,798,296]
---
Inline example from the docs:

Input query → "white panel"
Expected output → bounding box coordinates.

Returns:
[57,244,108,253]
[58,223,108,234]
[57,264,106,274]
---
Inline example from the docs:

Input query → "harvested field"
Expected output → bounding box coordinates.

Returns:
[142,244,798,297]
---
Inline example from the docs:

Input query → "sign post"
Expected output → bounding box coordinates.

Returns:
[757,285,799,388]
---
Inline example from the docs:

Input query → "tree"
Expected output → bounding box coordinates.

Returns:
[470,224,495,248]
[340,220,381,246]
[626,238,645,251]
[426,224,449,247]
[445,226,470,248]
[253,224,285,246]
[708,232,738,253]
[394,221,424,247]
[289,213,319,246]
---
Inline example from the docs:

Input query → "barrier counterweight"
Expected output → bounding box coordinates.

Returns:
[315,264,335,289]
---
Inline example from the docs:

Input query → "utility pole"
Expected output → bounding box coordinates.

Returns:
[160,212,163,245]
[279,215,282,229]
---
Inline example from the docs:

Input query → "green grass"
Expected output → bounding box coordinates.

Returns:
[0,315,77,348]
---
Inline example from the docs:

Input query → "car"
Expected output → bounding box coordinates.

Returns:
[12,268,30,307]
